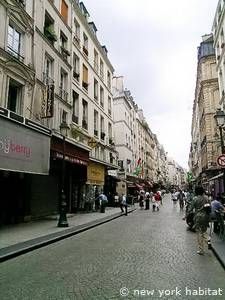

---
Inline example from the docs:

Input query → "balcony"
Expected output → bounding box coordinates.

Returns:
[16,0,25,7]
[101,132,105,140]
[7,46,24,62]
[83,45,88,56]
[73,35,80,47]
[109,138,114,145]
[82,119,88,130]
[94,129,98,136]
[94,61,98,73]
[43,72,54,85]
[72,114,78,124]
[44,25,57,44]
[73,70,80,81]
[59,87,68,102]
[60,46,70,61]
[82,81,88,91]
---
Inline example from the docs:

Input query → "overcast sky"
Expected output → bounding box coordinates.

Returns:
[83,0,218,168]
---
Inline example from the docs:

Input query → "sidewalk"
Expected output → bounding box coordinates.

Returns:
[0,205,136,262]
[211,232,225,269]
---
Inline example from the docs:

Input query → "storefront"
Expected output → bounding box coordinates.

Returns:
[105,169,120,205]
[86,161,105,209]
[50,136,89,213]
[0,107,51,225]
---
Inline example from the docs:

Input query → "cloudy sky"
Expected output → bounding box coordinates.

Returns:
[84,0,218,168]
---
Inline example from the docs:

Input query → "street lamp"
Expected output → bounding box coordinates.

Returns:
[214,109,225,194]
[214,109,225,153]
[58,121,70,227]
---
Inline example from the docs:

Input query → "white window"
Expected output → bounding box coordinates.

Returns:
[100,86,104,107]
[43,55,54,84]
[59,69,68,101]
[82,99,88,129]
[72,91,79,122]
[7,24,22,60]
[73,53,80,81]
[74,18,80,41]
[108,96,112,116]
[94,79,98,101]
[100,59,104,80]
[94,110,98,134]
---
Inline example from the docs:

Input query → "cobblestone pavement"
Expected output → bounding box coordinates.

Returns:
[1,195,225,300]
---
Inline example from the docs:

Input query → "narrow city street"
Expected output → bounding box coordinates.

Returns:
[1,194,224,300]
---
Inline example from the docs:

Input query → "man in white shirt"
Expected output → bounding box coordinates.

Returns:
[120,194,128,215]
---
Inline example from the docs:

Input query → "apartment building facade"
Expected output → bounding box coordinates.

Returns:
[113,76,160,195]
[0,0,117,224]
[0,0,52,225]
[189,34,220,188]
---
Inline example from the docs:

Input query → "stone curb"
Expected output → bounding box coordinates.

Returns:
[0,208,136,263]
[211,243,225,270]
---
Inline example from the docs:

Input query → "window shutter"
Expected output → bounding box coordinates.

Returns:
[83,64,88,83]
[61,0,68,23]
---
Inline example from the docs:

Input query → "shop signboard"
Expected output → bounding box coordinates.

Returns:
[0,116,51,174]
[87,162,105,185]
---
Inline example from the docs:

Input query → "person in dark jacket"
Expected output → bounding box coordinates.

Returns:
[191,186,210,255]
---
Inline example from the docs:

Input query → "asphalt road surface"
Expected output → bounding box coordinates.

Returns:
[1,194,225,300]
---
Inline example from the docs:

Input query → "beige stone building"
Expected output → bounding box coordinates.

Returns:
[189,34,220,186]
[0,0,118,224]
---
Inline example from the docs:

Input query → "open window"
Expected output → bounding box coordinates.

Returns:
[44,12,57,44]
[7,78,23,113]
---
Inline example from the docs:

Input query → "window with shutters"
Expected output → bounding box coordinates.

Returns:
[61,0,68,24]
[82,64,88,91]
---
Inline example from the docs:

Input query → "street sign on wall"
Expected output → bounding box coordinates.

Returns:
[217,154,225,167]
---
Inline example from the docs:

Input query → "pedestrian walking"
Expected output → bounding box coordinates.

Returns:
[211,197,225,234]
[120,193,128,215]
[99,191,108,213]
[154,191,161,211]
[114,192,119,207]
[177,190,185,210]
[191,186,211,255]
[145,192,150,210]
[139,191,145,209]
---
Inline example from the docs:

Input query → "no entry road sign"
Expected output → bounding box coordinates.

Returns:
[217,154,225,167]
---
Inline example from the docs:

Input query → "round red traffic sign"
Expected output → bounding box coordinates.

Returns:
[217,154,225,167]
